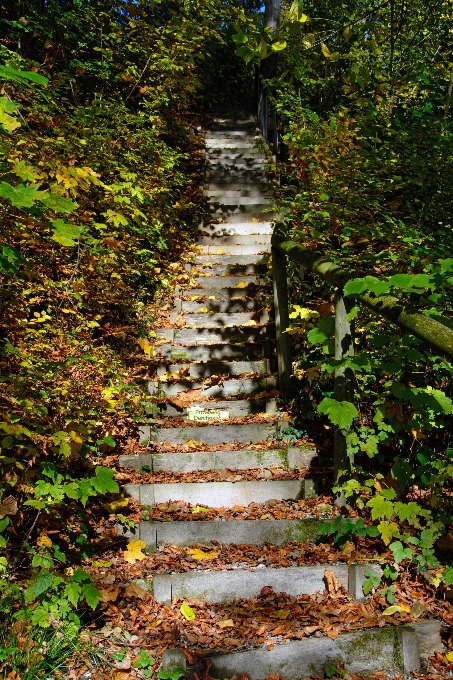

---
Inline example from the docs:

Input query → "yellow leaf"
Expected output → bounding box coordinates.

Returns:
[218,619,234,628]
[217,248,224,254]
[192,506,208,513]
[104,498,129,512]
[186,439,204,450]
[180,603,195,620]
[382,605,402,616]
[321,42,331,59]
[37,535,52,547]
[241,319,257,327]
[69,430,83,443]
[235,281,250,289]
[197,307,209,313]
[187,548,219,561]
[123,539,147,564]
[208,295,216,300]
[138,337,152,356]
[149,619,162,628]
[446,652,453,663]
[299,12,308,22]
[191,296,200,301]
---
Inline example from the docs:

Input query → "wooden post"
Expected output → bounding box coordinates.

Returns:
[272,245,292,393]
[272,107,278,161]
[333,290,355,484]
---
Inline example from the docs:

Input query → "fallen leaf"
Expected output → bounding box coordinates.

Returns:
[411,601,427,618]
[446,651,453,663]
[218,619,234,628]
[180,603,196,620]
[326,629,340,640]
[274,609,290,619]
[382,605,403,616]
[124,582,149,599]
[208,295,216,300]
[138,337,153,356]
[187,548,219,561]
[235,281,250,288]
[324,568,343,594]
[37,535,52,547]
[241,319,258,326]
[192,506,208,513]
[123,539,147,564]
[99,586,120,602]
[114,655,131,671]
[197,307,209,313]
[0,496,17,518]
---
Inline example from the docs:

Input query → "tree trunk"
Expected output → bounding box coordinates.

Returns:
[261,0,280,80]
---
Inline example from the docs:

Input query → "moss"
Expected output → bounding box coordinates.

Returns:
[170,350,192,361]
[335,626,399,675]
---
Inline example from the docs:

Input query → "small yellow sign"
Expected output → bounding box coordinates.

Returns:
[187,407,229,422]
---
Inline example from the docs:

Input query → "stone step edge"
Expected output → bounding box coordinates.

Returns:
[119,517,330,550]
[123,479,318,507]
[162,620,442,679]
[147,562,382,605]
[119,447,318,472]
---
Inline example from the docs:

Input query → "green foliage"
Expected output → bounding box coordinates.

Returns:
[133,649,156,677]
[317,398,358,430]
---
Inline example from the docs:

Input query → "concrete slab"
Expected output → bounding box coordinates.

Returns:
[150,421,277,444]
[193,264,266,277]
[153,564,349,604]
[194,255,269,265]
[136,517,325,549]
[184,311,261,328]
[156,343,267,362]
[168,327,273,345]
[207,627,405,679]
[201,222,273,236]
[198,235,272,246]
[190,275,259,288]
[124,479,308,506]
[178,289,265,303]
[180,300,263,313]
[197,245,271,255]
[148,377,276,399]
[160,360,270,378]
[147,397,277,419]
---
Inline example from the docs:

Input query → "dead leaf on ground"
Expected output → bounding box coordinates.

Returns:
[123,539,147,564]
[324,568,343,594]
[124,582,149,599]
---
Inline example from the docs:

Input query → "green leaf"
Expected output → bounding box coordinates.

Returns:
[232,34,248,44]
[344,276,391,297]
[443,566,453,586]
[64,582,82,607]
[307,315,335,344]
[40,193,78,213]
[133,650,156,669]
[366,494,394,520]
[272,41,287,51]
[0,96,20,133]
[389,540,413,563]
[82,583,102,609]
[317,398,358,430]
[91,467,119,494]
[0,65,48,87]
[377,521,400,545]
[51,219,83,246]
[33,571,54,596]
[0,182,43,208]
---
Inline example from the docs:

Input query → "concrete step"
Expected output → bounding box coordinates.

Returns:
[153,563,349,604]
[206,171,267,182]
[124,479,312,507]
[183,311,264,328]
[201,222,273,236]
[148,397,277,419]
[198,235,271,246]
[210,212,273,223]
[205,180,271,189]
[148,376,277,399]
[207,197,272,207]
[125,517,326,549]
[203,621,442,680]
[147,420,277,444]
[158,359,270,378]
[179,299,264,313]
[206,189,271,198]
[192,264,265,276]
[194,253,269,265]
[120,446,316,473]
[190,275,260,289]
[178,288,263,301]
[155,327,273,345]
[197,244,271,255]
[155,342,268,362]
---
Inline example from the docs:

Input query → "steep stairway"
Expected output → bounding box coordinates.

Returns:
[118,111,442,679]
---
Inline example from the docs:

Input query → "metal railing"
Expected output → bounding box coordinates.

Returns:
[257,73,287,162]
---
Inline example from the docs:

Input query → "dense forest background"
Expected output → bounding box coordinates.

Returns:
[2,0,453,676]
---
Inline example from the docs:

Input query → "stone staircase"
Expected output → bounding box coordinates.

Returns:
[119,111,442,679]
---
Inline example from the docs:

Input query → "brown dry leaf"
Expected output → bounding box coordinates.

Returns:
[124,582,149,599]
[186,439,205,450]
[340,541,356,558]
[324,568,343,594]
[218,619,234,628]
[114,656,131,671]
[0,496,17,518]
[168,387,207,409]
[274,609,290,619]
[326,629,340,640]
[98,586,120,602]
[270,624,287,636]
